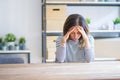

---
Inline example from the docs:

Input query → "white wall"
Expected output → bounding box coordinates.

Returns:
[0,0,42,63]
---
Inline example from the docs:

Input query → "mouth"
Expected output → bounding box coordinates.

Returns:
[73,39,78,41]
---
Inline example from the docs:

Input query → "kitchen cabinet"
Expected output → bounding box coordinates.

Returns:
[46,5,67,31]
[42,0,120,62]
[95,38,120,59]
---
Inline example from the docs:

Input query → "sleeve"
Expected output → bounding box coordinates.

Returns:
[84,35,95,63]
[55,36,66,63]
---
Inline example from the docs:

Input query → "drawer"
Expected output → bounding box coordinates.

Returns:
[47,20,64,31]
[46,5,67,31]
[46,36,57,59]
[95,38,120,58]
[46,5,66,19]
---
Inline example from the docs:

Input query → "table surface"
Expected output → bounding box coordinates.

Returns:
[0,50,30,53]
[0,50,31,63]
[0,61,120,80]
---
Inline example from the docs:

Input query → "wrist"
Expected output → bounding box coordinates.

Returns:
[84,38,90,48]
[61,38,66,46]
[61,42,65,46]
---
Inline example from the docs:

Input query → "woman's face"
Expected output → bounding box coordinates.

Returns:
[69,27,81,41]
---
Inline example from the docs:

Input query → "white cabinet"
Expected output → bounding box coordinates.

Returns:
[46,5,67,31]
[95,38,120,59]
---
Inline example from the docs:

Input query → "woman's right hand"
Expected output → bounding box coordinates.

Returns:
[61,26,76,46]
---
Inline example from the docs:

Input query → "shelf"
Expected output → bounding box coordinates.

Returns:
[45,30,120,38]
[90,30,120,32]
[0,50,31,53]
[45,2,120,6]
[0,50,31,63]
[91,30,120,38]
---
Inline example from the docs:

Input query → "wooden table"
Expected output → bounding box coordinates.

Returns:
[0,50,31,63]
[0,61,120,80]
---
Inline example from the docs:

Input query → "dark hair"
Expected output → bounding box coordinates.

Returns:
[63,14,89,48]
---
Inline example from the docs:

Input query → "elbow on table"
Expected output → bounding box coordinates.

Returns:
[58,60,64,63]
[86,58,94,63]
[56,58,64,63]
[86,60,91,63]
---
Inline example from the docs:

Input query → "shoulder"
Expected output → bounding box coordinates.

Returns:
[56,36,63,47]
[56,36,63,42]
[88,34,94,42]
[88,34,94,48]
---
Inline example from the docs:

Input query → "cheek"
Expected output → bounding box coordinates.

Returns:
[69,34,73,38]
[77,32,81,37]
[69,34,75,39]
[77,34,81,38]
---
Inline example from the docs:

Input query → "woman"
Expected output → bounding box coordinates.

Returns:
[55,14,94,63]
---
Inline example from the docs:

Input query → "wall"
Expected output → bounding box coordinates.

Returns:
[0,0,42,63]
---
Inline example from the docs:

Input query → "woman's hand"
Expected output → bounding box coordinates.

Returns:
[76,26,88,41]
[76,26,90,48]
[61,26,76,46]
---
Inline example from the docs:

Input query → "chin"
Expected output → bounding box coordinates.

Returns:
[73,39,79,41]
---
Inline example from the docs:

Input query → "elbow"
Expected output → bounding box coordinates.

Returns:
[56,59,64,63]
[86,60,91,63]
[86,59,91,63]
[58,61,64,63]
[85,49,95,63]
[56,51,66,63]
[86,57,94,63]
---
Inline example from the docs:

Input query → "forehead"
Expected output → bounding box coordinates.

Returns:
[72,28,79,32]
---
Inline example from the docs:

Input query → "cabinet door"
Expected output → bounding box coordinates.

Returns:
[46,36,57,60]
[95,38,120,59]
[46,5,67,31]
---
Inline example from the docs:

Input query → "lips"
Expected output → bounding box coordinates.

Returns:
[73,38,78,41]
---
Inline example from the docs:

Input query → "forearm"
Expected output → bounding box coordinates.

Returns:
[84,38,90,48]
[84,48,94,63]
[56,45,66,63]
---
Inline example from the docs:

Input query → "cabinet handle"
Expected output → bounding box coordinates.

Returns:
[52,8,60,11]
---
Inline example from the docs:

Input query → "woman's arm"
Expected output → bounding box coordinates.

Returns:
[55,36,66,63]
[76,26,94,63]
[84,35,95,63]
[84,48,94,63]
[56,27,76,63]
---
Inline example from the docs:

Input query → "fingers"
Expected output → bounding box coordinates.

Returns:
[69,26,76,32]
[76,26,83,30]
[63,26,76,42]
[76,26,87,37]
[65,27,75,38]
[68,26,83,35]
[75,26,82,33]
[66,26,84,36]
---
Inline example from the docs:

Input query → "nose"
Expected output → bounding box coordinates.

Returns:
[74,33,78,38]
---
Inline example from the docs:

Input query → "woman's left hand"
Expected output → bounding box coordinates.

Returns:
[76,26,88,41]
[76,26,90,48]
